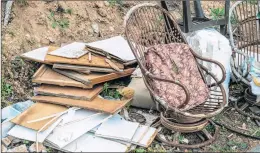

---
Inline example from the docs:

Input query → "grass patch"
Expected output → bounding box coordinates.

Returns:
[2,78,13,101]
[100,82,122,99]
[48,6,72,30]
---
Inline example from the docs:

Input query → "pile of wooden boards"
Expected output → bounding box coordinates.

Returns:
[21,36,137,114]
[8,36,159,152]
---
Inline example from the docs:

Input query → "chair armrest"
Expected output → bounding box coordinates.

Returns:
[144,70,190,109]
[195,55,226,85]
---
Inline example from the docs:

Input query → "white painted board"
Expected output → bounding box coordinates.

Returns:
[21,47,49,63]
[48,42,88,58]
[95,114,139,142]
[45,133,128,152]
[46,109,111,149]
[7,118,62,143]
[86,36,135,61]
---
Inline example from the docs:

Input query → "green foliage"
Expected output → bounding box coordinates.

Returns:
[48,8,71,30]
[100,83,122,99]
[210,7,225,20]
[2,78,13,100]
[178,135,185,143]
[257,12,260,19]
[205,123,215,133]
[249,0,258,5]
[134,148,147,153]
[16,0,28,7]
[107,0,123,6]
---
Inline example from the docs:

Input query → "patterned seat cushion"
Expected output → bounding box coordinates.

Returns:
[145,43,209,110]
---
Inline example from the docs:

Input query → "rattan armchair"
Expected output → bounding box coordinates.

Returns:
[124,3,227,119]
[229,0,260,86]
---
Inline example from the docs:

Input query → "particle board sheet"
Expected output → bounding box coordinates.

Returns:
[45,133,128,152]
[8,118,62,143]
[32,65,93,88]
[46,109,111,149]
[53,68,135,86]
[20,46,50,64]
[48,42,88,58]
[95,114,139,142]
[86,36,136,62]
[31,96,132,114]
[35,84,103,101]
[45,46,124,69]
[11,102,67,131]
[53,63,117,73]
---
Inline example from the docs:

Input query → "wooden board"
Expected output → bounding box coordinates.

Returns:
[53,68,135,86]
[35,84,103,101]
[31,96,132,114]
[11,102,67,131]
[53,63,117,73]
[45,46,124,69]
[32,65,93,88]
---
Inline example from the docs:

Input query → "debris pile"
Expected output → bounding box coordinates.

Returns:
[2,36,158,152]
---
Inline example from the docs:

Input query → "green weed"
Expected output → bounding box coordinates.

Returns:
[100,83,122,99]
[16,0,28,7]
[2,78,13,100]
[48,8,71,30]
[134,148,147,153]
[210,7,225,20]
[107,0,123,6]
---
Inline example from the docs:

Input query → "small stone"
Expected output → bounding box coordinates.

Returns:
[91,23,99,33]
[104,1,109,6]
[41,38,49,45]
[29,143,46,152]
[48,37,55,43]
[97,8,107,17]
[109,26,114,32]
[2,145,7,152]
[95,1,104,8]
[2,137,11,147]
[8,144,28,152]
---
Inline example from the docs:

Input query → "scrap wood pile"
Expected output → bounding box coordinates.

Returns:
[2,36,158,152]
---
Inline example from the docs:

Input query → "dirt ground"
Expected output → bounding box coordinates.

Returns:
[1,1,259,152]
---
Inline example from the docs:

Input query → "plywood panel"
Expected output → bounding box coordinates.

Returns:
[11,102,67,131]
[32,65,93,88]
[31,96,131,114]
[53,68,135,86]
[53,63,116,73]
[35,84,103,101]
[45,46,124,69]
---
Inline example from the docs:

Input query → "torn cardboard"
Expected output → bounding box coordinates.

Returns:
[31,96,131,114]
[45,46,124,69]
[34,84,103,101]
[32,65,93,88]
[11,102,67,131]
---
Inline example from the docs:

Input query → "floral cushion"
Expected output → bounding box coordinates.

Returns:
[145,43,209,110]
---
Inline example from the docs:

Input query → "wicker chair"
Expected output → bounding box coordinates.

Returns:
[124,3,227,119]
[229,0,260,86]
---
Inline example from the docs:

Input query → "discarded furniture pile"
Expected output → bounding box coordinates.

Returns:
[1,36,159,152]
[124,3,227,148]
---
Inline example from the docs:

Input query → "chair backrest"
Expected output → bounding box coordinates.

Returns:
[229,0,260,63]
[124,3,188,69]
